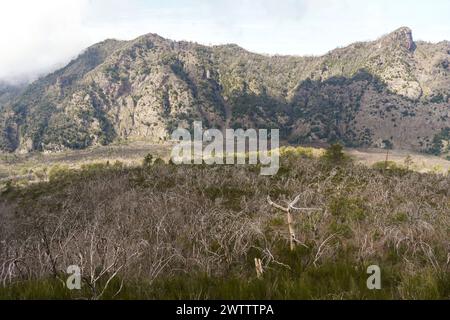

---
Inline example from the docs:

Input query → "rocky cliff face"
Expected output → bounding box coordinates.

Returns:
[1,27,449,154]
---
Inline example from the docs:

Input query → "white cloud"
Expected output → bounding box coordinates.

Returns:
[0,0,449,84]
[0,0,88,83]
[0,0,147,83]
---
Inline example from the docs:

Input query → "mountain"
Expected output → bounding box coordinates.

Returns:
[1,27,449,154]
[0,81,23,106]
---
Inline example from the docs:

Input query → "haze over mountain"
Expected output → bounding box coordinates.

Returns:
[0,27,449,154]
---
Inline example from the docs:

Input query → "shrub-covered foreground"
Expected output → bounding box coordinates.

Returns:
[0,152,449,299]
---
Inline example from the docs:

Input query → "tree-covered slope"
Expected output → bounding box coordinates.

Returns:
[1,27,449,153]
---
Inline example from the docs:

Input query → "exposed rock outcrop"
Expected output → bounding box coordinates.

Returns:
[1,27,449,153]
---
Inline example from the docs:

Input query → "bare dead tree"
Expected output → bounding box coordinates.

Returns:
[268,195,321,251]
[254,258,263,279]
[313,233,338,267]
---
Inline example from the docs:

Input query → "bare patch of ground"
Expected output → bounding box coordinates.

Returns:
[347,148,450,174]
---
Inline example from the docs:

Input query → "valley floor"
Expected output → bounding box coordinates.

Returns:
[347,148,450,174]
[1,142,449,184]
[0,141,170,182]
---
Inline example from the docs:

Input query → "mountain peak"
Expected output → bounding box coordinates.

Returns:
[381,27,415,51]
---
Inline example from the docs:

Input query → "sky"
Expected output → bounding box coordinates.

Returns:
[1,0,450,84]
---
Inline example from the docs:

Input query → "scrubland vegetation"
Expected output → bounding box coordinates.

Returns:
[0,146,449,300]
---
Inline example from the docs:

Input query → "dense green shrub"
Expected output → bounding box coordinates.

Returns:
[322,143,349,165]
[48,165,71,182]
[429,128,450,155]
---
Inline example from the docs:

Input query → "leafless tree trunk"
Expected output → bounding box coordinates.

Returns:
[268,195,321,251]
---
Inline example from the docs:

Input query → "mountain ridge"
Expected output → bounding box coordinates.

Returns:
[1,27,449,154]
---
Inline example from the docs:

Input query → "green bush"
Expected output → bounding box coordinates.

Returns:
[322,143,349,165]
[48,165,71,182]
[329,197,367,222]
[429,128,450,155]
[143,154,154,169]
[372,161,398,171]
[80,163,110,172]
